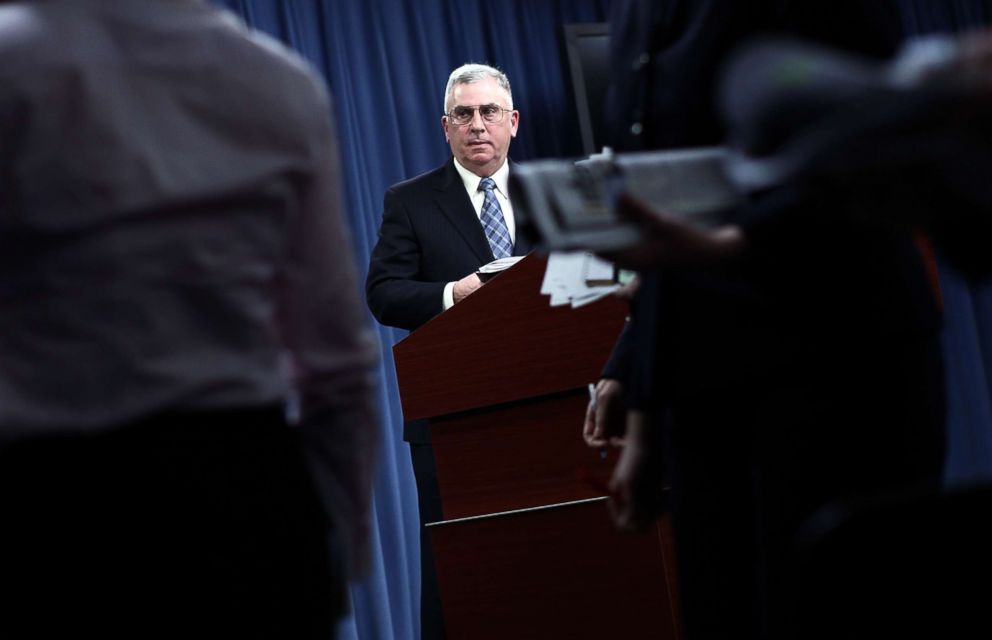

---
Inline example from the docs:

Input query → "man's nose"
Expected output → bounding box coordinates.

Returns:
[469,109,486,130]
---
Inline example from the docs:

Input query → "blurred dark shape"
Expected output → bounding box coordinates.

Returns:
[515,34,992,278]
[587,3,949,640]
[721,36,992,279]
[793,483,992,639]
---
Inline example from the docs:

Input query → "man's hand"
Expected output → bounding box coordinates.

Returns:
[583,378,627,448]
[453,272,484,303]
[600,194,747,270]
[615,274,641,301]
[608,411,666,531]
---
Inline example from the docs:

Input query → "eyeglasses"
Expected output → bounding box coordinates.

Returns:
[444,104,512,126]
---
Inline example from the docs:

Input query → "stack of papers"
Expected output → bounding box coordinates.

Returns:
[540,252,619,308]
[477,256,525,281]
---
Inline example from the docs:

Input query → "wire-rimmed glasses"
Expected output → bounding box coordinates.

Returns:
[444,103,512,126]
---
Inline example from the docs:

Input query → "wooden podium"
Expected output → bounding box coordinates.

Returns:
[393,253,680,640]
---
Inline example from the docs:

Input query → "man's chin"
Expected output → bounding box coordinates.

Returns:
[466,152,494,164]
[456,159,490,174]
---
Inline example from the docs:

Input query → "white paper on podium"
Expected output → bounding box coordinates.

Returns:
[477,255,524,276]
[540,252,619,308]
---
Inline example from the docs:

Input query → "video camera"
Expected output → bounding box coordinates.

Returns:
[509,146,741,253]
[510,33,992,273]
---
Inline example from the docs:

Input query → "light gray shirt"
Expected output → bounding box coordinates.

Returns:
[0,0,378,575]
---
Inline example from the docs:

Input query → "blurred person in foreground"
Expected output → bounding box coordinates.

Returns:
[583,1,958,638]
[0,1,377,638]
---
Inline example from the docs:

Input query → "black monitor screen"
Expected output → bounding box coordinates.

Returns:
[562,22,610,155]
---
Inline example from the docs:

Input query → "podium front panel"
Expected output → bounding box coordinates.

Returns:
[430,389,615,520]
[430,499,680,640]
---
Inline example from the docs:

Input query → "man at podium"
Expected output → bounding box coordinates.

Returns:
[365,63,532,640]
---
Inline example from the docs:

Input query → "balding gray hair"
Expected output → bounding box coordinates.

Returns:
[443,63,513,112]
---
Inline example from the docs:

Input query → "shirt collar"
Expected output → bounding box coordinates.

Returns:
[453,158,510,198]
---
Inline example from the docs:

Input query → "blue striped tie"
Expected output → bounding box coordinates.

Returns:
[478,177,513,259]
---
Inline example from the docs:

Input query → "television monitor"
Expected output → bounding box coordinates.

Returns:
[562,22,611,155]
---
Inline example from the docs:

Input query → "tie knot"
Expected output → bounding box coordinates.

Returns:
[478,177,496,193]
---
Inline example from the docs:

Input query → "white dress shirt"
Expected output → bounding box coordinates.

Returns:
[442,158,516,309]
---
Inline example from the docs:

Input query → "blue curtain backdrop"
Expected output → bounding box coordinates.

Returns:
[209,1,610,638]
[207,1,992,638]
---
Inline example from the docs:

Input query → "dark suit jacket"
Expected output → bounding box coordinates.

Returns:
[366,157,531,442]
[366,157,531,332]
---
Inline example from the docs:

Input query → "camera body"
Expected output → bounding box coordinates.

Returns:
[510,146,742,253]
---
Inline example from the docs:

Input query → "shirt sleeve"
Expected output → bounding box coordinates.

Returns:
[275,78,380,581]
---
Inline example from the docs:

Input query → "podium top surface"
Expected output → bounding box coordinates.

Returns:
[393,253,627,420]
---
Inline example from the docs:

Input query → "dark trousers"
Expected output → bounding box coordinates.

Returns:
[665,335,946,640]
[0,406,343,640]
[410,441,447,640]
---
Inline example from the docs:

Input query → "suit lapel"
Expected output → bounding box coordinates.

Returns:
[434,158,494,264]
[512,235,533,257]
